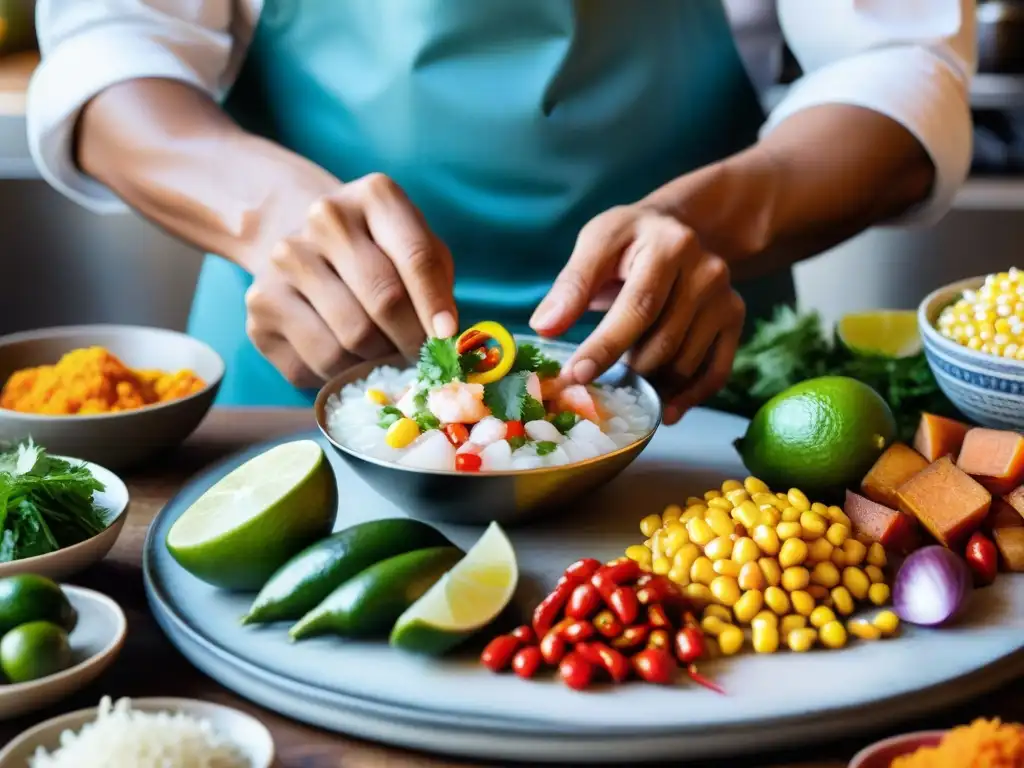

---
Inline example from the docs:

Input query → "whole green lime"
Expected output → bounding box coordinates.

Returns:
[735,376,896,498]
[0,620,73,683]
[0,574,77,636]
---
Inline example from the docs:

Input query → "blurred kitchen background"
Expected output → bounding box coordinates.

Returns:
[0,0,1019,334]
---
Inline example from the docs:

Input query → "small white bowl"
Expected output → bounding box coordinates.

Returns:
[0,458,129,581]
[919,275,1024,430]
[0,697,275,767]
[0,585,127,720]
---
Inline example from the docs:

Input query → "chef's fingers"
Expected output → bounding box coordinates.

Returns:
[355,173,459,339]
[564,217,697,384]
[670,258,734,380]
[306,193,425,360]
[530,207,634,337]
[627,275,689,376]
[269,237,395,361]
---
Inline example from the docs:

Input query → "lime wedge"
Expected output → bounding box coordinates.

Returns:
[390,522,517,655]
[837,310,921,358]
[166,440,337,591]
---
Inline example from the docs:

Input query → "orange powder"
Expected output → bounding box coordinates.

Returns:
[0,347,205,415]
[892,719,1024,768]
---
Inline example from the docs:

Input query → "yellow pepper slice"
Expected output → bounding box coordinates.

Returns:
[458,321,516,385]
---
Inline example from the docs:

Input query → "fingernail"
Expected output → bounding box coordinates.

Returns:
[664,406,681,424]
[432,311,457,339]
[530,302,561,331]
[572,358,597,384]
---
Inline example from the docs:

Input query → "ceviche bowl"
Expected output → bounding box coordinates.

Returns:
[314,336,661,525]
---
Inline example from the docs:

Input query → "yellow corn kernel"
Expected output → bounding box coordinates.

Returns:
[819,620,848,649]
[809,605,837,629]
[831,548,848,568]
[686,496,706,508]
[761,508,782,527]
[686,518,716,547]
[842,539,868,566]
[807,585,830,601]
[708,497,734,512]
[703,604,733,622]
[752,610,778,628]
[810,562,841,589]
[725,488,750,507]
[667,565,689,585]
[830,586,855,616]
[842,567,871,600]
[701,615,731,637]
[717,625,745,656]
[733,537,760,565]
[780,614,807,636]
[759,557,782,587]
[826,523,850,548]
[710,576,741,607]
[778,538,808,568]
[787,627,818,652]
[827,505,853,527]
[650,531,665,562]
[787,488,811,512]
[873,610,901,635]
[868,583,891,606]
[721,479,744,493]
[809,501,827,515]
[752,622,780,653]
[800,511,828,539]
[807,538,834,564]
[365,388,390,406]
[713,559,741,578]
[705,509,735,538]
[662,503,684,524]
[733,501,761,531]
[777,521,803,540]
[704,490,723,501]
[764,585,791,615]
[745,476,771,495]
[639,514,663,538]
[790,590,815,616]
[625,544,652,567]
[663,526,689,558]
[683,583,714,607]
[780,507,803,523]
[848,619,882,641]
[738,561,766,591]
[864,565,885,584]
[866,542,887,568]
[752,525,781,556]
[781,566,810,592]
[733,589,764,624]
[682,504,707,522]
[691,556,716,586]
[751,492,777,508]
[776,492,789,500]
[652,557,671,575]
[385,418,420,449]
[705,535,734,561]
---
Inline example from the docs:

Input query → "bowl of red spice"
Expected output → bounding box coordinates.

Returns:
[850,719,1024,768]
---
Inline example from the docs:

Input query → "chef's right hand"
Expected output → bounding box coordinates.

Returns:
[244,173,459,388]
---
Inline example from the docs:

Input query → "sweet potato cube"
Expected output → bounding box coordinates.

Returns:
[913,413,971,463]
[1006,485,1024,517]
[861,443,930,509]
[957,428,1024,495]
[984,497,1024,532]
[993,528,1024,572]
[897,456,991,548]
[844,490,920,554]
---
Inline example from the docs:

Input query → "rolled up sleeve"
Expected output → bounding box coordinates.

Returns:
[770,0,976,225]
[28,0,237,214]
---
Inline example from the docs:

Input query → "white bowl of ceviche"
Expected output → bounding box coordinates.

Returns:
[314,324,661,524]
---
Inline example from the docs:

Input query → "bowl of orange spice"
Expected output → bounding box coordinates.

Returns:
[0,325,223,469]
[850,719,1024,768]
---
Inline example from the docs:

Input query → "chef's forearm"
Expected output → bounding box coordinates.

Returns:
[644,104,936,280]
[76,79,340,273]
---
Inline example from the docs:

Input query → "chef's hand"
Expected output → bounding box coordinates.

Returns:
[530,205,744,425]
[244,173,458,388]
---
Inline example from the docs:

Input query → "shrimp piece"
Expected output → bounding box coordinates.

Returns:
[427,381,489,424]
[540,376,567,403]
[557,384,602,423]
[526,372,543,403]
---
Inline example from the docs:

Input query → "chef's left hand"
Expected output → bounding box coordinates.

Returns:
[530,204,745,425]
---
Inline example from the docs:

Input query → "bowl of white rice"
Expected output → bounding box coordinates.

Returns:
[0,696,273,768]
[315,334,661,525]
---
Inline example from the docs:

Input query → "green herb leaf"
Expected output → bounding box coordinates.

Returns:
[417,337,463,389]
[551,411,578,435]
[507,436,527,451]
[512,343,562,378]
[522,395,546,423]
[483,372,531,421]
[377,405,403,430]
[459,349,485,375]
[535,441,557,456]
[413,411,440,432]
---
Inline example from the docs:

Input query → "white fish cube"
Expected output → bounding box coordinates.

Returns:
[457,441,483,455]
[480,440,513,471]
[541,445,571,467]
[396,388,420,418]
[525,420,563,444]
[561,438,600,463]
[568,419,618,453]
[398,431,455,471]
[470,416,507,446]
[610,432,640,448]
[605,416,630,434]
[511,455,544,470]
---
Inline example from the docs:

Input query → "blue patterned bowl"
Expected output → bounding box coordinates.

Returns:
[919,276,1024,430]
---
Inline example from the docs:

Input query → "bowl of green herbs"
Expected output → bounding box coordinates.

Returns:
[0,440,129,580]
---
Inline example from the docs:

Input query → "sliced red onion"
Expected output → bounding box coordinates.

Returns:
[893,546,973,627]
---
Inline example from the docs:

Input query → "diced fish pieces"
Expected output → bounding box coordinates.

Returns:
[457,441,483,455]
[481,440,513,471]
[568,419,618,453]
[526,372,543,403]
[558,384,601,423]
[542,445,571,467]
[396,387,420,418]
[512,455,544,470]
[609,432,639,448]
[470,416,507,446]
[561,438,601,463]
[525,420,563,444]
[398,431,455,471]
[605,416,630,434]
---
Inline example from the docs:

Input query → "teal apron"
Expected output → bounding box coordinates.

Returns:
[188,0,795,406]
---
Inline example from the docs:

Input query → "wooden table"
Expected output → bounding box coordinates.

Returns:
[0,408,1019,767]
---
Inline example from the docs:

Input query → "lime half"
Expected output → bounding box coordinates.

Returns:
[166,440,337,591]
[390,522,517,655]
[837,310,921,358]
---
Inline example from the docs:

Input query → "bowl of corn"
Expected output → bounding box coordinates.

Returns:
[919,270,1024,431]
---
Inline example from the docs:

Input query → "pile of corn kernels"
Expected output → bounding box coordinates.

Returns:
[936,269,1024,359]
[624,477,900,655]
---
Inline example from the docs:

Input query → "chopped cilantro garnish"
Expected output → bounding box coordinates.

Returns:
[512,343,562,379]
[413,411,440,431]
[459,349,485,375]
[535,441,557,456]
[482,371,531,421]
[416,337,462,389]
[507,436,527,451]
[522,395,546,423]
[551,411,577,435]
[377,405,404,429]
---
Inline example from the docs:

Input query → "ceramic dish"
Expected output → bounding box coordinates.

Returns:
[0,697,275,766]
[0,324,224,469]
[314,336,661,524]
[919,276,1024,430]
[849,730,945,767]
[0,585,127,720]
[0,458,129,581]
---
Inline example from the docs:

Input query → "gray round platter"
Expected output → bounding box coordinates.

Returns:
[143,408,1024,763]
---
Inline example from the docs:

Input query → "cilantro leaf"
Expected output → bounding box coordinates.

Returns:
[482,372,530,421]
[377,405,403,429]
[551,411,578,435]
[459,349,485,375]
[416,337,463,389]
[535,441,557,456]
[522,395,546,423]
[413,410,440,432]
[507,436,527,451]
[512,343,562,379]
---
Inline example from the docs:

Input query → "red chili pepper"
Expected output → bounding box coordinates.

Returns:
[636,576,682,606]
[480,635,520,672]
[591,560,642,597]
[587,642,631,684]
[674,627,706,665]
[631,648,676,685]
[647,628,671,651]
[965,531,999,586]
[564,558,602,585]
[611,625,650,651]
[592,610,624,639]
[456,329,490,354]
[443,423,470,446]
[573,642,605,667]
[455,453,482,473]
[561,620,595,643]
[566,583,602,620]
[512,646,543,679]
[511,625,536,644]
[480,347,501,370]
[504,420,526,439]
[559,652,595,690]
[608,586,639,625]
[646,604,672,628]
[687,665,726,695]
[540,631,568,665]
[532,581,574,637]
